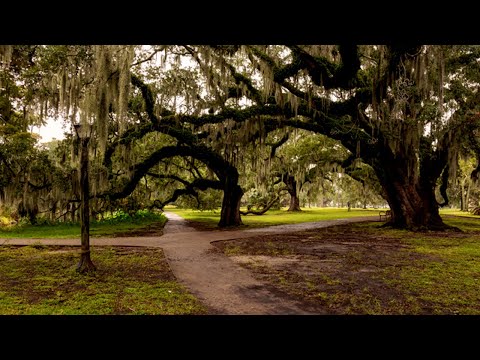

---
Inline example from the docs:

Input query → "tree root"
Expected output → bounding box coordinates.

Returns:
[77,254,97,274]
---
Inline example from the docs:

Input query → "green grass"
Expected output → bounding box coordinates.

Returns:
[352,217,480,314]
[444,216,480,233]
[399,217,480,314]
[0,213,167,239]
[169,207,382,228]
[0,245,207,315]
[440,208,480,218]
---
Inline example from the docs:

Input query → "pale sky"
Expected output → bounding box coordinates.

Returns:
[32,117,67,143]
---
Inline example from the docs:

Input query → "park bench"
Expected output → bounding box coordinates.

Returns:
[379,210,391,221]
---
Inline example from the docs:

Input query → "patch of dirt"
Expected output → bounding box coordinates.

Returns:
[212,224,444,314]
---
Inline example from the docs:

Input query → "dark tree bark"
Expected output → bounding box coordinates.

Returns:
[371,140,457,231]
[466,182,471,212]
[380,177,444,230]
[460,182,466,211]
[77,135,96,273]
[285,175,301,212]
[320,182,328,207]
[460,188,465,211]
[362,184,367,209]
[218,169,243,227]
[70,204,75,222]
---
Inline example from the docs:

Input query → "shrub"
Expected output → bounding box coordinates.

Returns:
[97,209,163,224]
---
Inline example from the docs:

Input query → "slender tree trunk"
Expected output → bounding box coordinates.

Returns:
[51,203,56,222]
[77,136,96,273]
[321,183,327,207]
[285,175,301,212]
[466,181,471,212]
[288,193,301,212]
[460,182,465,211]
[362,183,367,209]
[218,171,243,227]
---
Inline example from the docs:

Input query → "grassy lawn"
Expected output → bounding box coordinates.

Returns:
[439,208,480,218]
[169,207,383,229]
[382,216,480,314]
[0,245,207,315]
[2,207,473,238]
[0,212,167,239]
[213,215,480,314]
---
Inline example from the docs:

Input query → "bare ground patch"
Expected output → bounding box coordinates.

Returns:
[212,223,449,314]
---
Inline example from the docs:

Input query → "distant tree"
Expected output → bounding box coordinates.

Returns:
[272,131,349,211]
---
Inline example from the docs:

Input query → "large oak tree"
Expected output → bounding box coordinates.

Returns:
[4,45,480,232]
[183,45,480,230]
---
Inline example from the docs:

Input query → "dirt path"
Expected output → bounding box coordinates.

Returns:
[1,212,378,314]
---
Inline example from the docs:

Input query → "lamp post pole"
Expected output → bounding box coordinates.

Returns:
[74,123,96,273]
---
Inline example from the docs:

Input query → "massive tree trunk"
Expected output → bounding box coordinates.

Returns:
[372,148,452,231]
[382,179,445,230]
[219,172,243,227]
[285,175,301,212]
[77,135,96,273]
[218,167,244,227]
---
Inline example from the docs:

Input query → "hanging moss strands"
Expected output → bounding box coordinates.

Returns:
[0,45,12,69]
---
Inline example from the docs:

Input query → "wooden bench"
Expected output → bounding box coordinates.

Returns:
[379,210,391,221]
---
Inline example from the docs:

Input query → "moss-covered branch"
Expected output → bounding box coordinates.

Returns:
[103,123,154,175]
[98,136,237,202]
[154,178,224,209]
[146,172,191,187]
[267,132,289,158]
[224,61,264,104]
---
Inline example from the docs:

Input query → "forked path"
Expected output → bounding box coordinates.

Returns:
[1,212,377,315]
[159,212,379,314]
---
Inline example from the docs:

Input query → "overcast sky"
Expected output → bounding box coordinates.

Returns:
[32,117,67,143]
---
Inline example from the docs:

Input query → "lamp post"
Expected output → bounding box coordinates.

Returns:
[74,123,96,273]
